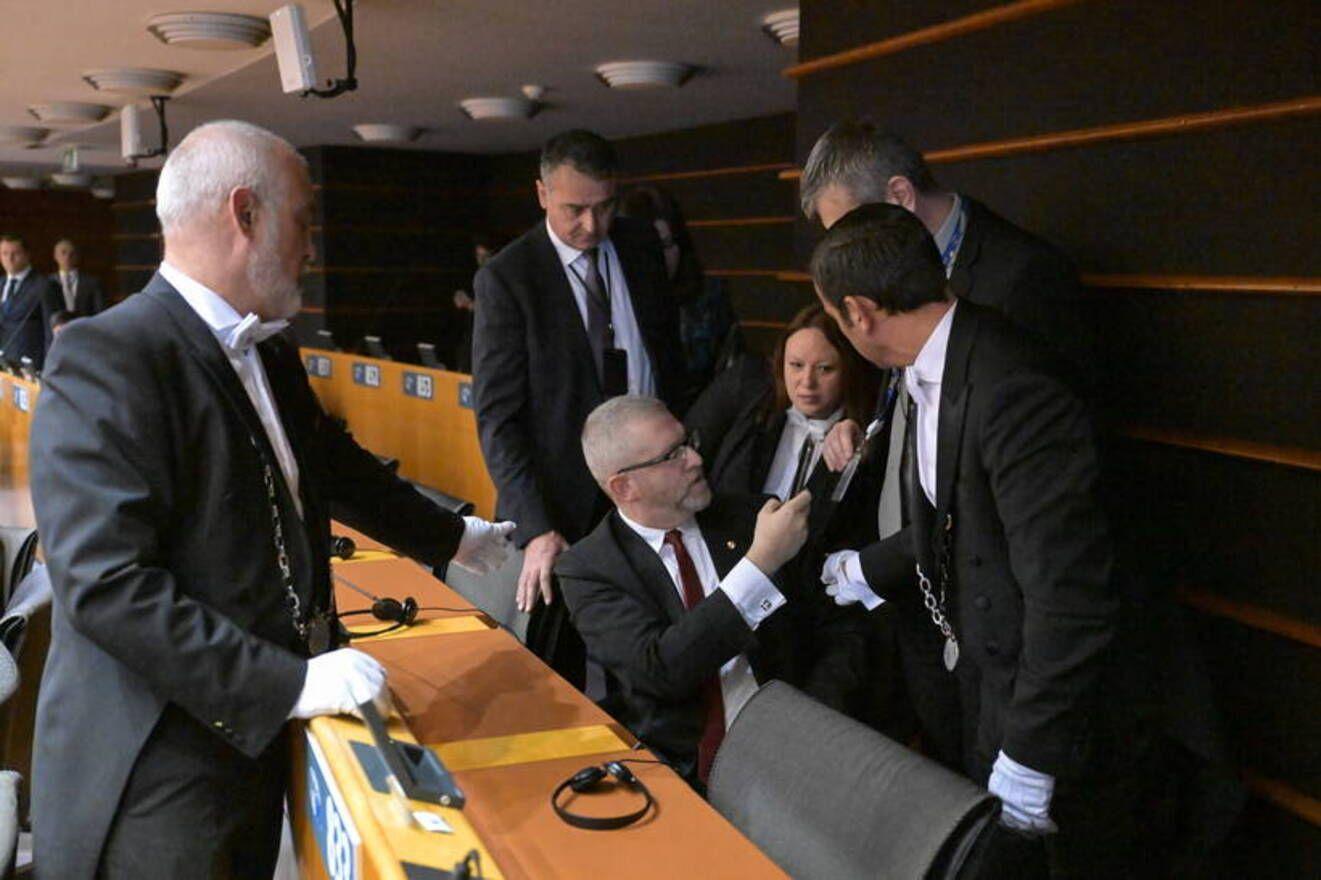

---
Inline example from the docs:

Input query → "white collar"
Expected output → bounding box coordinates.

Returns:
[545,217,612,269]
[158,261,244,338]
[618,509,701,555]
[906,301,958,397]
[60,268,77,277]
[785,406,844,439]
[6,267,31,282]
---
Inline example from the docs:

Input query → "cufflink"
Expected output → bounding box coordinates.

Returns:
[760,598,774,612]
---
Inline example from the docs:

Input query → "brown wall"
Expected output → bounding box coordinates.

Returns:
[795,0,1320,873]
[0,187,115,298]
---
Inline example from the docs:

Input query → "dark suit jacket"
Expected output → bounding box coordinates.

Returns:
[472,217,686,546]
[0,272,57,369]
[48,271,105,319]
[557,495,867,784]
[858,301,1122,781]
[951,198,1093,389]
[29,273,465,879]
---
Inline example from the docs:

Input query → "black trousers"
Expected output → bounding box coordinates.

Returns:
[97,707,288,880]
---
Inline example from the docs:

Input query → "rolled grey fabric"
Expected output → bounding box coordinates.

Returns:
[708,681,997,880]
[0,769,19,876]
[0,525,38,605]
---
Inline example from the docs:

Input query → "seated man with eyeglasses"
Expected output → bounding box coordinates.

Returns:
[558,395,868,790]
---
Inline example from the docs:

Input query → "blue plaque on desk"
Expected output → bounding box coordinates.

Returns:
[458,382,473,410]
[352,362,381,388]
[403,371,434,401]
[305,354,333,379]
[306,732,361,880]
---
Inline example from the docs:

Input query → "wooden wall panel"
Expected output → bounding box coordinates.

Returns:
[798,0,1319,861]
[0,188,116,300]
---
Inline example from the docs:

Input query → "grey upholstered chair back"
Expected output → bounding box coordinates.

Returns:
[0,526,38,608]
[708,681,998,880]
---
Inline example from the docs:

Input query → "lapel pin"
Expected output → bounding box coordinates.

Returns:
[726,540,736,550]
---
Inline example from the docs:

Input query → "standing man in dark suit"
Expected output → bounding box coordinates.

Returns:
[49,237,105,322]
[559,396,866,787]
[0,234,59,370]
[473,129,686,688]
[800,120,1091,380]
[810,203,1140,877]
[30,120,514,879]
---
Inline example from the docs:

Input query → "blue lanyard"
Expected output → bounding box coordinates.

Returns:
[939,204,966,273]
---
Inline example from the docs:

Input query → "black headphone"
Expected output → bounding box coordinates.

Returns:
[336,596,419,638]
[551,760,655,830]
[330,534,357,560]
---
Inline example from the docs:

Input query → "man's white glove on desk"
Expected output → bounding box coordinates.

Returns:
[289,648,387,719]
[451,517,516,575]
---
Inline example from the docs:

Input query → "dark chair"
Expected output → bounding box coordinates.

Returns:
[708,681,998,880]
[363,335,391,360]
[314,329,340,352]
[416,343,446,370]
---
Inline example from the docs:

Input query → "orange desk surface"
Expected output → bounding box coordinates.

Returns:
[294,546,787,880]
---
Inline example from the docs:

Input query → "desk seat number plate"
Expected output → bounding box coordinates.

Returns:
[307,731,362,880]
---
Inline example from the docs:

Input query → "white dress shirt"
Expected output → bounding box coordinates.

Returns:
[59,270,79,312]
[160,261,302,516]
[545,220,657,397]
[762,407,843,500]
[2,267,31,305]
[618,512,785,728]
[905,301,957,506]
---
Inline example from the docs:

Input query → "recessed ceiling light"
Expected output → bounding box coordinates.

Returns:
[459,97,536,121]
[146,11,271,50]
[0,126,47,146]
[83,68,184,96]
[50,172,93,188]
[352,124,422,144]
[594,61,693,90]
[1,176,42,190]
[762,9,800,46]
[28,102,111,124]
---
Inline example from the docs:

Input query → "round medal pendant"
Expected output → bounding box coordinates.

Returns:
[306,616,333,656]
[943,637,960,672]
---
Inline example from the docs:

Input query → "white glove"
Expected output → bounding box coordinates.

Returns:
[451,517,516,575]
[988,751,1058,835]
[289,648,387,720]
[820,549,884,610]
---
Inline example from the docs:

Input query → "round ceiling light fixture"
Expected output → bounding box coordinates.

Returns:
[83,68,185,96]
[594,61,693,90]
[352,124,422,144]
[762,9,800,46]
[458,97,536,121]
[146,11,271,49]
[0,126,47,146]
[1,176,42,190]
[28,102,111,125]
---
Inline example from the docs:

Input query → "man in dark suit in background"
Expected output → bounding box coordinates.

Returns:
[800,120,1091,381]
[559,396,866,786]
[473,129,686,688]
[811,203,1142,877]
[50,237,105,322]
[0,234,59,370]
[30,120,514,879]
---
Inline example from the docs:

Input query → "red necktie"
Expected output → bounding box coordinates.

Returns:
[663,529,727,784]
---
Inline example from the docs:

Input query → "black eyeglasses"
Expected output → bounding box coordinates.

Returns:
[615,430,701,476]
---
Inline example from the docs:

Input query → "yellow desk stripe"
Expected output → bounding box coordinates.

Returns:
[344,615,490,643]
[332,549,400,564]
[431,724,633,772]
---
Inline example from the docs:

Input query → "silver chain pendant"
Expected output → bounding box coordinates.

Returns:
[943,636,960,672]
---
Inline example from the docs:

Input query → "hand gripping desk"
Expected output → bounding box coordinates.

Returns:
[290,526,787,880]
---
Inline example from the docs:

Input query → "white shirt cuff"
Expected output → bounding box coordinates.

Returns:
[842,552,883,611]
[721,557,786,630]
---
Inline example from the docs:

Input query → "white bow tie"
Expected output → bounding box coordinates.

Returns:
[786,407,837,442]
[223,313,288,354]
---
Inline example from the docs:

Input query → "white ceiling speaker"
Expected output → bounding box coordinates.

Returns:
[28,102,111,124]
[352,124,421,144]
[762,9,800,46]
[594,61,693,90]
[1,176,42,190]
[146,11,271,49]
[50,172,93,188]
[270,4,319,94]
[83,68,184,96]
[0,125,47,146]
[459,97,536,121]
